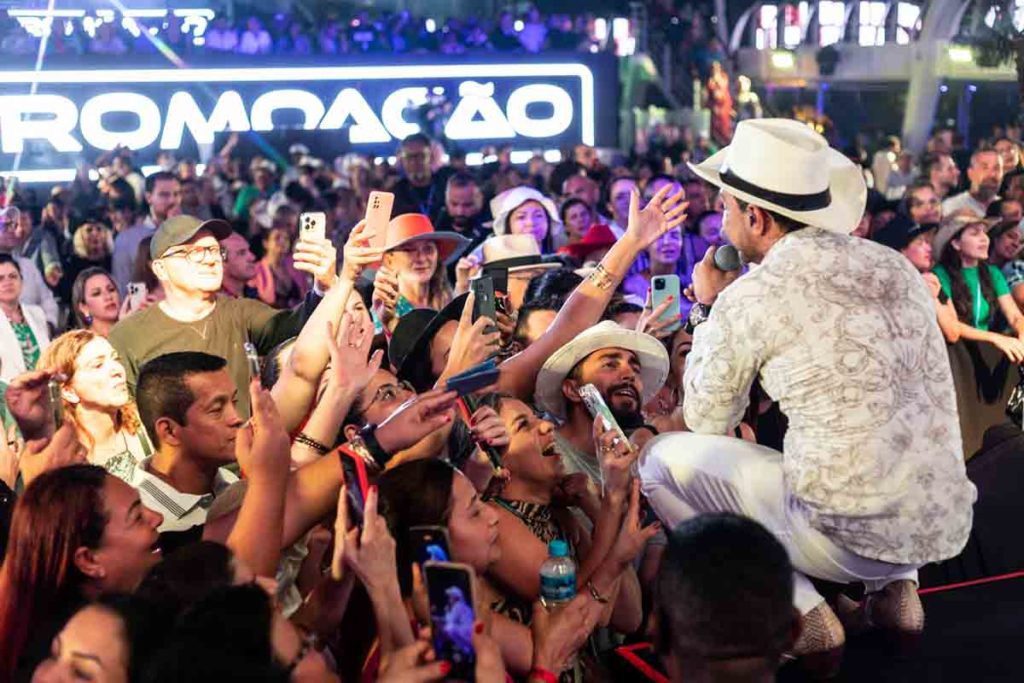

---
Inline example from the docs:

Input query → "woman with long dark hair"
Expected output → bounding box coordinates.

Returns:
[0,465,163,680]
[933,215,1024,361]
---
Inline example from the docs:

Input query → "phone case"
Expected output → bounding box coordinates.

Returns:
[365,191,394,251]
[299,212,327,242]
[579,384,630,444]
[651,275,682,333]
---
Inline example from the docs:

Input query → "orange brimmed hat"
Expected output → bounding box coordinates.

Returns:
[384,213,471,265]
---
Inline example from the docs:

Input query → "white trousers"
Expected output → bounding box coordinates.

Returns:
[638,433,919,615]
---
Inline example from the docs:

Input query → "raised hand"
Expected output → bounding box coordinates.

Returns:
[444,291,500,378]
[5,369,58,440]
[372,264,401,327]
[335,484,400,593]
[235,380,291,480]
[293,236,338,292]
[608,480,661,569]
[378,638,448,683]
[593,416,638,500]
[454,254,481,294]
[636,291,680,340]
[339,220,387,284]
[326,314,384,396]
[625,183,688,249]
[375,389,459,455]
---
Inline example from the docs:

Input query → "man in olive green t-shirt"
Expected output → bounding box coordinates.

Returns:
[109,215,334,419]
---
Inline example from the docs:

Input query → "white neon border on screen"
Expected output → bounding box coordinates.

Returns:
[0,63,595,143]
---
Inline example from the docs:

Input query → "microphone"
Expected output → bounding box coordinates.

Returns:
[713,245,742,272]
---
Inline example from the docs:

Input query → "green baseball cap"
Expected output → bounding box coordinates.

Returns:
[150,215,232,259]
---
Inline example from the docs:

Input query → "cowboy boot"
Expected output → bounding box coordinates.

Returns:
[787,602,846,679]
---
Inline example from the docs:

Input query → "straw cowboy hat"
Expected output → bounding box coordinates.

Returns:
[490,186,563,236]
[534,321,670,420]
[478,234,560,274]
[932,214,998,259]
[385,213,470,265]
[688,118,867,235]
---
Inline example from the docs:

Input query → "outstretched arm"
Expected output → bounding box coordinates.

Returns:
[498,186,688,400]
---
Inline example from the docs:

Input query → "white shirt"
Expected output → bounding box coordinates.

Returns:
[683,227,976,564]
[206,28,239,52]
[942,191,995,218]
[132,456,239,533]
[11,255,58,326]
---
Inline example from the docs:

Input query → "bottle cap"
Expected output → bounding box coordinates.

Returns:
[548,539,569,558]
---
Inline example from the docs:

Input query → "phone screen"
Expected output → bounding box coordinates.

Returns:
[425,562,476,682]
[339,450,368,528]
[410,526,452,565]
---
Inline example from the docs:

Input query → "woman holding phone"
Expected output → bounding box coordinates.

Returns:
[372,214,469,331]
[39,330,152,482]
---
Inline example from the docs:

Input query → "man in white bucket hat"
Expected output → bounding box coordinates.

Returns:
[638,119,976,671]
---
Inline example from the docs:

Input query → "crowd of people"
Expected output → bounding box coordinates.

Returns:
[0,5,612,59]
[0,99,1009,682]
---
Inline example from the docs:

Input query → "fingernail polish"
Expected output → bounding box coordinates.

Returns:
[370,485,378,495]
[475,621,485,634]
[439,661,451,675]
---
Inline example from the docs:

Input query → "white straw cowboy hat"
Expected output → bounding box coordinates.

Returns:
[478,234,560,274]
[534,321,670,420]
[490,186,563,236]
[688,118,867,235]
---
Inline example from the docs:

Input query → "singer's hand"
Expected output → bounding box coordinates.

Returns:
[692,246,740,305]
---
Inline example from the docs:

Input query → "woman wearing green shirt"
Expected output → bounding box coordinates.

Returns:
[933,215,1024,362]
[0,254,50,382]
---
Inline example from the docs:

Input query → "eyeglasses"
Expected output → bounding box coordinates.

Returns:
[368,380,415,408]
[162,245,227,264]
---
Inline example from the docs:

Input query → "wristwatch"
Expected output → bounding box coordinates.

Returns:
[684,302,711,334]
[355,424,391,468]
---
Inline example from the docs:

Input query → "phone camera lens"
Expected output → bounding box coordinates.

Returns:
[654,280,665,291]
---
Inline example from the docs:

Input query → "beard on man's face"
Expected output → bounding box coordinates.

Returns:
[603,381,644,429]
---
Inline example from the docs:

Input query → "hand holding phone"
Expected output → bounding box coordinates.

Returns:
[47,379,63,429]
[298,211,327,243]
[425,562,477,681]
[243,342,260,384]
[650,275,682,334]
[471,277,498,336]
[365,191,395,253]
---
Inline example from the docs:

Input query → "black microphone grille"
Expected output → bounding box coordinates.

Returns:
[713,245,741,272]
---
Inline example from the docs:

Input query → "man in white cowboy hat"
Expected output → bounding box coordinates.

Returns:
[638,119,976,667]
[535,321,669,485]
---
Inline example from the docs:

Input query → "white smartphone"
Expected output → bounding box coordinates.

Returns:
[579,383,630,445]
[299,211,327,242]
[651,274,682,333]
[126,282,147,311]
[364,191,394,252]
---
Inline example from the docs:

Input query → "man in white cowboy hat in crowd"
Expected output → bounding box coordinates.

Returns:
[638,119,976,669]
[535,320,669,485]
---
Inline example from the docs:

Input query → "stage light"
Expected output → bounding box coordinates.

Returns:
[771,51,796,69]
[948,46,973,63]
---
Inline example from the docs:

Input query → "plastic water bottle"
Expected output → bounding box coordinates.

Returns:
[539,539,577,608]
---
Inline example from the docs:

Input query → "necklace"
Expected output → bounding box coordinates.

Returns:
[190,320,210,341]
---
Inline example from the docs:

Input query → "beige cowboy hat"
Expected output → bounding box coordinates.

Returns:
[478,234,561,274]
[534,321,670,420]
[688,118,867,235]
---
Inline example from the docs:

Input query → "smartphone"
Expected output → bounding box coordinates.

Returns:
[47,379,63,429]
[299,211,327,242]
[365,191,394,252]
[126,281,147,311]
[579,384,631,447]
[425,561,477,682]
[243,342,260,382]
[651,274,681,333]
[338,447,369,528]
[410,526,452,566]
[471,276,497,335]
[446,365,500,397]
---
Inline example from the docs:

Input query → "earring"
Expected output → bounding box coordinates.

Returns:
[83,313,93,326]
